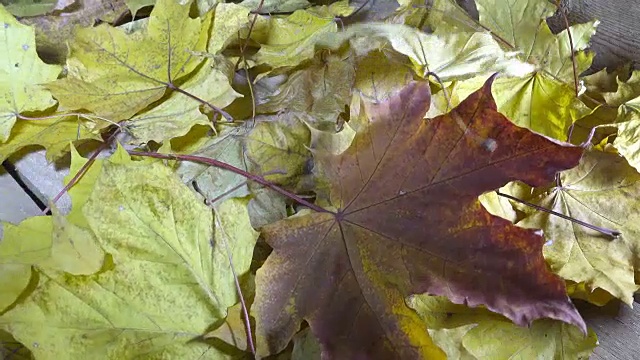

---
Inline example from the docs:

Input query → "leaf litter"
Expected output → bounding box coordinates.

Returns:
[1,0,639,358]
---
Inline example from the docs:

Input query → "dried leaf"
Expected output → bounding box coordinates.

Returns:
[253,77,585,358]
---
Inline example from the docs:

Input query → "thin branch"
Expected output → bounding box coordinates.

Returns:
[555,0,579,97]
[128,150,329,214]
[213,214,256,356]
[43,127,122,214]
[18,112,122,129]
[170,86,234,122]
[496,191,620,237]
[235,0,265,72]
[425,71,452,111]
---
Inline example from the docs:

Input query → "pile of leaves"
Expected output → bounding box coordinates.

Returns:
[1,0,640,358]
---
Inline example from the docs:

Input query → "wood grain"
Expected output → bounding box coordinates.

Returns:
[578,299,640,360]
[547,0,640,72]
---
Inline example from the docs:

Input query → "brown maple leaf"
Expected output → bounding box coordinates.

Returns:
[253,75,586,359]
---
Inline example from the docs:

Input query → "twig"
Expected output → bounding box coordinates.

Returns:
[128,150,329,214]
[42,127,121,214]
[213,215,256,356]
[18,112,122,129]
[555,0,579,97]
[496,191,620,237]
[425,71,452,111]
[234,0,265,72]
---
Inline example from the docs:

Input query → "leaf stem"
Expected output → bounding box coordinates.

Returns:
[495,190,621,237]
[213,215,256,356]
[555,0,580,97]
[128,150,330,214]
[43,127,122,214]
[168,84,234,122]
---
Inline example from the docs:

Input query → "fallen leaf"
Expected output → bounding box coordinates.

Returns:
[178,126,251,204]
[0,146,105,310]
[462,319,596,359]
[447,0,597,141]
[292,328,321,360]
[3,0,57,17]
[474,0,596,82]
[408,295,597,360]
[19,0,129,64]
[0,115,100,162]
[517,150,640,304]
[596,71,640,171]
[240,0,311,14]
[0,6,61,142]
[126,57,240,144]
[0,147,259,358]
[243,112,313,187]
[205,301,253,351]
[428,326,476,360]
[124,0,155,17]
[252,9,337,69]
[256,53,354,123]
[317,23,534,80]
[207,3,251,54]
[0,264,32,313]
[353,50,413,102]
[253,76,585,358]
[0,330,32,359]
[452,73,592,141]
[45,0,205,121]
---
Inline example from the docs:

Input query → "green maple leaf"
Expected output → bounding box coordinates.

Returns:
[317,23,534,81]
[517,150,640,304]
[0,147,259,358]
[0,114,101,162]
[454,0,597,140]
[126,57,241,143]
[475,0,596,81]
[408,295,597,360]
[453,73,592,141]
[256,53,355,123]
[253,9,338,69]
[240,0,312,14]
[598,71,640,172]
[45,0,207,123]
[0,5,61,143]
[0,146,105,312]
[253,78,585,358]
[178,126,251,203]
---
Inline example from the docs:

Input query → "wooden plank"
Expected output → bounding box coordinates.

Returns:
[578,299,640,359]
[548,0,640,71]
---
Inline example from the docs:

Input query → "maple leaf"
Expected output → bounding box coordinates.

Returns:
[45,0,206,122]
[449,0,597,140]
[126,57,240,143]
[242,0,312,14]
[517,150,640,304]
[317,23,534,81]
[408,295,597,359]
[597,70,640,172]
[256,54,355,123]
[0,146,105,312]
[0,6,61,143]
[253,76,586,358]
[474,0,597,81]
[0,114,100,162]
[0,147,259,358]
[253,9,338,69]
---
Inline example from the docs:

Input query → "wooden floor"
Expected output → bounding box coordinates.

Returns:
[578,297,640,359]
